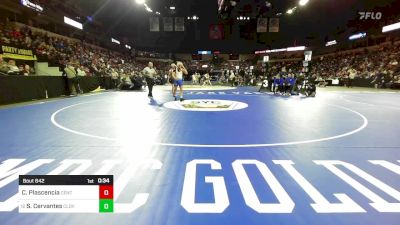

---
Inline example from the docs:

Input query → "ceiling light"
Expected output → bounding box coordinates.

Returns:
[299,0,309,6]
[325,40,337,46]
[239,16,243,20]
[156,12,160,15]
[287,9,293,14]
[247,17,250,20]
[287,46,306,51]
[170,6,175,10]
[143,3,152,12]
[111,38,120,45]
[382,22,400,33]
[188,16,191,20]
[135,0,145,5]
[349,32,366,40]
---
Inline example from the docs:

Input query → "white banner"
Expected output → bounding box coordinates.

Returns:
[174,17,184,31]
[257,18,268,33]
[304,51,312,61]
[163,17,173,32]
[149,17,160,32]
[269,18,279,32]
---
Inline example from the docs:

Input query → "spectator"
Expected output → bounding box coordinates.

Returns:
[7,60,20,75]
[119,73,133,90]
[202,73,212,86]
[111,69,119,89]
[229,71,236,87]
[77,65,87,76]
[392,76,400,89]
[0,55,8,73]
[20,64,31,76]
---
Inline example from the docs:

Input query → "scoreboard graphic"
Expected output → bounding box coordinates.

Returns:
[19,175,113,213]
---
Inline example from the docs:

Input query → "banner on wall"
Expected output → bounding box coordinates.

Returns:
[209,24,224,40]
[0,45,37,60]
[149,17,160,32]
[163,17,173,32]
[174,17,184,31]
[257,18,268,33]
[269,18,279,32]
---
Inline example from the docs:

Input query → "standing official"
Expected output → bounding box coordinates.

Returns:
[348,68,356,88]
[142,62,157,98]
[65,62,79,96]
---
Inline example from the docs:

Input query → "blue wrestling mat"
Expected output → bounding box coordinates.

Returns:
[0,86,399,225]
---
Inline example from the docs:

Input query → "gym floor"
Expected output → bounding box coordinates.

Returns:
[0,86,399,225]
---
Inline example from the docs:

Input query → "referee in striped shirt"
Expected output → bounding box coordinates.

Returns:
[142,62,157,98]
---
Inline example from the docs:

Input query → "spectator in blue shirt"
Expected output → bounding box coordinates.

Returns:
[273,75,280,94]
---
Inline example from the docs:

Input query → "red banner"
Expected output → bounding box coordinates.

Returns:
[209,24,224,40]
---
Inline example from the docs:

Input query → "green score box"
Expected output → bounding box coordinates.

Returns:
[99,199,114,213]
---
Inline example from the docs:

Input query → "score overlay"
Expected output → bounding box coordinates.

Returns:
[18,175,113,213]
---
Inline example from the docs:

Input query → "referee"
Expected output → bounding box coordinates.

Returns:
[142,62,157,98]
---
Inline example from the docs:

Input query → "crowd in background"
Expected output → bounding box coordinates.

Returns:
[311,41,400,88]
[190,70,261,87]
[1,18,400,90]
[0,19,170,90]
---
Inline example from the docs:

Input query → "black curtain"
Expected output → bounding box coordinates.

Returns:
[0,76,99,105]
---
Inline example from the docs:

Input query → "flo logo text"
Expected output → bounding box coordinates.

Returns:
[359,12,382,20]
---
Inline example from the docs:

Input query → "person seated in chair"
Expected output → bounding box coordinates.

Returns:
[202,72,212,86]
[119,73,133,90]
[0,55,9,74]
[304,75,317,97]
[272,75,280,94]
[278,75,286,94]
[7,60,20,75]
[288,74,297,95]
[20,64,31,76]
[132,74,144,90]
[284,74,293,95]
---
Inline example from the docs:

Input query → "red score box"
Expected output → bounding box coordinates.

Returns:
[99,185,113,199]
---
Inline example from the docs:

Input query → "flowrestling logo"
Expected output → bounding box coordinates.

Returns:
[358,12,382,20]
[163,99,248,111]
